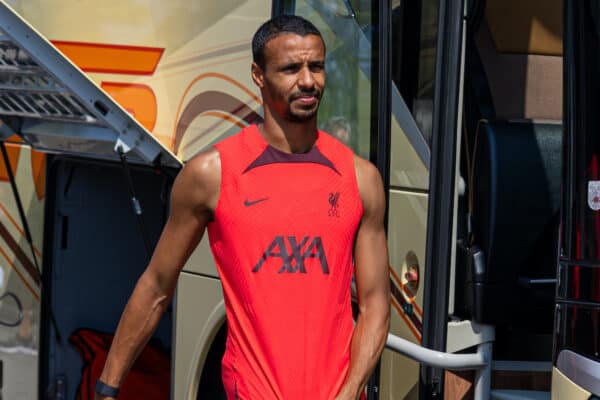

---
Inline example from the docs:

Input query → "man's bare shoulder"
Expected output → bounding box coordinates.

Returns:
[184,147,221,182]
[353,155,382,191]
[353,155,385,215]
[171,147,221,214]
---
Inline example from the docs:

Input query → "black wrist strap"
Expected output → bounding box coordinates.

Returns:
[94,379,120,398]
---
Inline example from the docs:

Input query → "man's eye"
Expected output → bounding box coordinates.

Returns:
[282,65,300,72]
[310,64,324,72]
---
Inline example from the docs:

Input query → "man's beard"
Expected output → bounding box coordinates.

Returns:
[285,89,321,122]
[285,107,319,122]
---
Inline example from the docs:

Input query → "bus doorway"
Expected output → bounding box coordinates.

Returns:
[450,0,563,397]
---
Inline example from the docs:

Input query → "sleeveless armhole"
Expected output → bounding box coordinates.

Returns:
[210,144,226,223]
[350,153,365,220]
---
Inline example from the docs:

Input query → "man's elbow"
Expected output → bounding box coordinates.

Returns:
[374,304,390,356]
[359,296,390,334]
[136,266,176,304]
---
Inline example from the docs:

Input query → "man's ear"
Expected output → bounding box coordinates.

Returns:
[251,62,265,88]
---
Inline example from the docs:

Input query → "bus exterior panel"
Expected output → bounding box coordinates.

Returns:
[0,145,45,400]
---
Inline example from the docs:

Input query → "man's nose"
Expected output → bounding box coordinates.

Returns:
[297,66,315,89]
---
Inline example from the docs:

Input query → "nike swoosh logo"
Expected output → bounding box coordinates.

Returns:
[244,197,269,207]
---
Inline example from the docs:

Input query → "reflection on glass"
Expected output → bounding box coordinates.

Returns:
[322,116,352,146]
[391,0,438,145]
[386,1,435,191]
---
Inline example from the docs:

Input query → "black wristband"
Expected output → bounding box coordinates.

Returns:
[94,379,120,398]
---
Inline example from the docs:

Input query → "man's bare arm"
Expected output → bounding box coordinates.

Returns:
[337,157,391,400]
[95,149,221,399]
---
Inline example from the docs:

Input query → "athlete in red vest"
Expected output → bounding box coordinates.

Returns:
[95,15,390,400]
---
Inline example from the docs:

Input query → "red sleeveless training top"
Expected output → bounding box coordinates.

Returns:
[207,125,363,399]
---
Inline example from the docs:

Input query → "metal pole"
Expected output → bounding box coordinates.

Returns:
[473,342,492,400]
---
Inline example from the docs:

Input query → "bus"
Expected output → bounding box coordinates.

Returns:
[0,0,595,399]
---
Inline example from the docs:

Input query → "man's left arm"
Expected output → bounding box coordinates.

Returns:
[337,157,391,400]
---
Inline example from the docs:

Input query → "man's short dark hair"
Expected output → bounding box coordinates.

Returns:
[252,15,324,69]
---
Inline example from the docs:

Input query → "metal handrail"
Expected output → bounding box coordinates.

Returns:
[385,332,488,370]
[385,332,493,400]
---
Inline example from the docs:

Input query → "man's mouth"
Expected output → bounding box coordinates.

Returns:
[295,95,317,104]
[290,93,320,106]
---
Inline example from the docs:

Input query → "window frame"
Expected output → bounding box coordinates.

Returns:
[419,0,465,398]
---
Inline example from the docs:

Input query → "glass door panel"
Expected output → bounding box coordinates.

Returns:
[381,1,439,399]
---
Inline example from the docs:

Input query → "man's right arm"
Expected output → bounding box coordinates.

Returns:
[95,149,221,400]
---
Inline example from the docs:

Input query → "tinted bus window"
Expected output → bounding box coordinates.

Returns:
[392,0,438,145]
[387,0,436,192]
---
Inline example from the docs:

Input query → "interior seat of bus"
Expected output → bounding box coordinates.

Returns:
[455,0,562,390]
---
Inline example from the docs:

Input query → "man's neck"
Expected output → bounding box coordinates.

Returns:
[258,108,318,154]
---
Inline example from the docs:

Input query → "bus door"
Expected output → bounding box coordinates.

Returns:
[273,1,464,399]
[556,1,600,398]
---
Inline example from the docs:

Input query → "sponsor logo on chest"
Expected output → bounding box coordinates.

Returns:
[253,236,329,274]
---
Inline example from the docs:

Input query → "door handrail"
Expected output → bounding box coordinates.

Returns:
[385,332,489,370]
[385,332,492,399]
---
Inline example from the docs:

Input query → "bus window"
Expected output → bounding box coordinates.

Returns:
[387,0,435,192]
[392,0,438,146]
[274,0,377,159]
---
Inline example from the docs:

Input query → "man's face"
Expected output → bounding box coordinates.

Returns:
[253,33,326,123]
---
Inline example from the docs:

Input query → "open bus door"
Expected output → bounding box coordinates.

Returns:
[0,1,181,399]
[555,1,600,398]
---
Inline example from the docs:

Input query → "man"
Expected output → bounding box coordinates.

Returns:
[95,15,390,400]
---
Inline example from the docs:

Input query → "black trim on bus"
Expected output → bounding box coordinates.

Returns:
[561,0,576,261]
[374,0,392,230]
[365,1,391,398]
[419,0,464,398]
[39,154,57,400]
